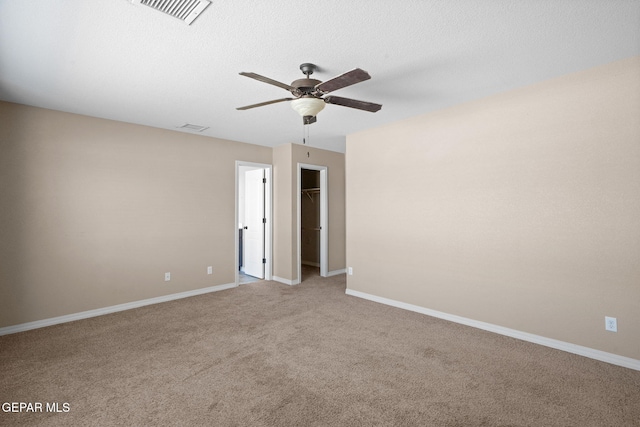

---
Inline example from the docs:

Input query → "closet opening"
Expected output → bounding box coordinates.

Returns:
[297,164,328,283]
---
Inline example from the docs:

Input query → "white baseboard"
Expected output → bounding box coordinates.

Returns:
[272,276,300,286]
[345,288,640,371]
[0,282,237,336]
[327,268,347,277]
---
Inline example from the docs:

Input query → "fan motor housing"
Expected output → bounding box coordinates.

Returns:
[291,78,321,95]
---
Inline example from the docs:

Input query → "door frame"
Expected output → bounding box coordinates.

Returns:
[297,163,328,283]
[235,161,272,286]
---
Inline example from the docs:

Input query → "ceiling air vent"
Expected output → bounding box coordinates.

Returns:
[132,0,211,25]
[178,123,209,132]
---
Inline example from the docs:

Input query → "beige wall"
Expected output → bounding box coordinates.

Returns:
[346,57,640,359]
[272,143,295,280]
[272,143,346,282]
[0,102,272,327]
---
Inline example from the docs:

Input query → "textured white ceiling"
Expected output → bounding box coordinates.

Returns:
[1,0,639,152]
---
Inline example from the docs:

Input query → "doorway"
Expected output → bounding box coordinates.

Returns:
[236,162,272,286]
[297,163,328,283]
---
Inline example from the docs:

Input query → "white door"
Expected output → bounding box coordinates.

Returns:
[243,169,265,279]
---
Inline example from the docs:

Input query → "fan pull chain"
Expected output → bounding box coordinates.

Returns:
[302,122,310,145]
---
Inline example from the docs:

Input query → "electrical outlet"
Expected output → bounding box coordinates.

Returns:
[348,267,353,275]
[207,266,213,275]
[165,272,171,282]
[605,316,617,332]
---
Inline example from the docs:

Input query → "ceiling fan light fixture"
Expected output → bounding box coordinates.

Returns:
[290,97,325,118]
[237,65,381,125]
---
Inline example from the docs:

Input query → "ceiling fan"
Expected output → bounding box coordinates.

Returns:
[236,63,382,124]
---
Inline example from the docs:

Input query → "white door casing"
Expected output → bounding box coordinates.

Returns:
[235,161,272,286]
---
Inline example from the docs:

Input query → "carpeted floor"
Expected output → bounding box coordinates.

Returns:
[1,272,639,426]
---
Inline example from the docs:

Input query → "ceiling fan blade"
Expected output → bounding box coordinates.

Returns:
[324,95,382,112]
[239,72,298,93]
[315,68,371,94]
[236,98,294,110]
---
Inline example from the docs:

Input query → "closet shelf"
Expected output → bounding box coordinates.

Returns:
[301,188,320,194]
[301,187,320,201]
